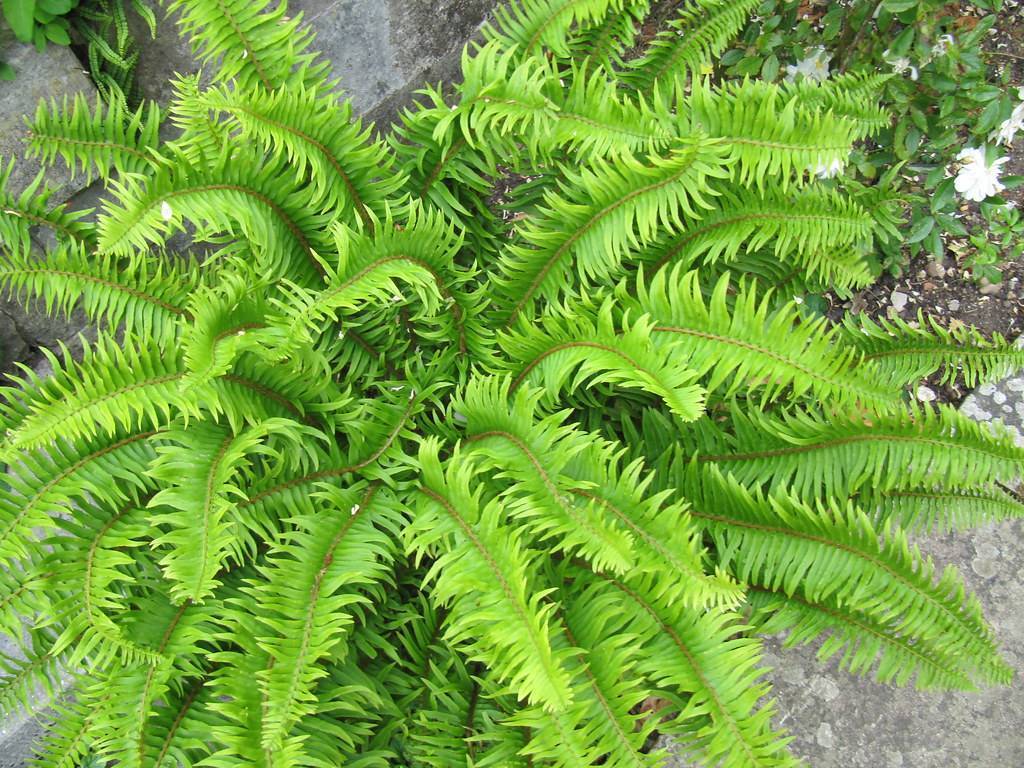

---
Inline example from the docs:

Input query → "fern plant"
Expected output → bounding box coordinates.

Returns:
[0,0,1022,766]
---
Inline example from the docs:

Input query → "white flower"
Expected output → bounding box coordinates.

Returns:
[953,147,1009,202]
[785,47,831,83]
[993,93,1024,147]
[160,201,173,221]
[883,49,918,81]
[813,157,845,179]
[931,34,954,57]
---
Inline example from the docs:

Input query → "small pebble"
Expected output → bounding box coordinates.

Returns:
[947,299,961,311]
[925,260,947,278]
[916,385,937,402]
[980,282,1003,296]
[923,281,936,292]
[993,390,1007,405]
[816,723,835,749]
[890,290,909,312]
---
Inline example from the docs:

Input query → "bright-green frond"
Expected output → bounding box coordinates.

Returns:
[26,93,162,182]
[492,137,731,324]
[747,586,978,691]
[0,632,65,717]
[458,377,638,575]
[268,206,481,358]
[866,486,1024,534]
[566,1,652,72]
[178,269,273,388]
[843,311,1024,388]
[97,146,335,283]
[485,0,628,60]
[166,0,328,91]
[678,464,1012,686]
[509,579,663,767]
[251,483,401,759]
[0,161,94,258]
[497,299,708,422]
[634,267,899,410]
[0,429,155,566]
[44,500,165,671]
[682,78,860,190]
[622,0,759,92]
[695,402,1024,499]
[409,438,576,713]
[0,337,184,455]
[639,184,874,274]
[783,72,892,140]
[148,418,314,603]
[196,81,403,226]
[0,242,197,344]
[591,569,798,768]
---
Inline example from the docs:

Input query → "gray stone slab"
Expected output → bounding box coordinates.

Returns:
[290,0,496,121]
[0,635,49,768]
[0,30,97,201]
[131,0,496,122]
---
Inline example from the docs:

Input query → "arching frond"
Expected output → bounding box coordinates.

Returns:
[497,299,707,422]
[681,79,860,190]
[0,428,157,566]
[695,403,1024,499]
[783,72,892,140]
[866,486,1024,534]
[0,161,94,258]
[0,337,184,455]
[633,267,899,410]
[485,0,627,59]
[747,586,978,691]
[640,185,874,272]
[843,312,1024,388]
[677,464,1013,686]
[196,82,403,225]
[251,483,401,759]
[622,0,759,92]
[509,578,663,767]
[491,137,730,324]
[269,207,480,358]
[0,242,197,343]
[458,377,637,574]
[566,1,652,72]
[97,147,335,283]
[27,93,162,182]
[591,568,797,768]
[148,418,315,603]
[166,0,328,91]
[409,438,576,713]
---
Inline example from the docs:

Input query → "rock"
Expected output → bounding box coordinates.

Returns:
[947,299,961,312]
[889,290,909,312]
[916,385,937,402]
[0,28,98,202]
[289,0,496,123]
[925,260,947,278]
[923,281,936,292]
